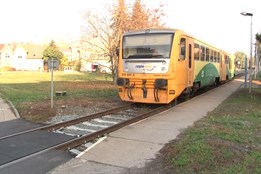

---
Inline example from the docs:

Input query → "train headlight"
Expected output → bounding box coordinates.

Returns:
[161,67,166,71]
[154,79,167,88]
[117,78,129,86]
[169,90,175,94]
[124,63,128,72]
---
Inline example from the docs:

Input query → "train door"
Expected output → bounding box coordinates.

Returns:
[179,37,187,86]
[220,53,226,81]
[187,38,194,87]
[178,36,194,87]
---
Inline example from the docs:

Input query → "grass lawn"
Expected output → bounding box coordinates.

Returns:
[158,73,261,173]
[170,88,261,173]
[0,71,118,122]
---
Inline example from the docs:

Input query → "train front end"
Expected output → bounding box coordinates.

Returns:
[117,29,179,104]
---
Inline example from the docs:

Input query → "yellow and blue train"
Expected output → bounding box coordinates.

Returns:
[117,28,235,104]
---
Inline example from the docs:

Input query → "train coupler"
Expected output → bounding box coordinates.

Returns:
[127,83,135,100]
[141,80,147,98]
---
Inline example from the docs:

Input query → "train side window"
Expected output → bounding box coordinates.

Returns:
[210,49,213,62]
[220,54,223,67]
[200,46,205,61]
[214,51,217,62]
[180,38,186,60]
[206,48,209,62]
[194,43,199,60]
[217,52,220,63]
[225,55,229,64]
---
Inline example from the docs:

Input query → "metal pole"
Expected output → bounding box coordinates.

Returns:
[254,43,257,79]
[245,56,247,88]
[256,40,260,77]
[256,42,260,73]
[51,58,54,109]
[241,12,253,92]
[0,57,1,75]
[249,15,252,93]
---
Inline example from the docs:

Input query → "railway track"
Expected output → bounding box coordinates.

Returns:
[0,104,133,141]
[0,103,174,169]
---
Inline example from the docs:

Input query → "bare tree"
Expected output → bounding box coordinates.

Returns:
[147,3,166,28]
[111,0,130,37]
[81,0,166,82]
[255,33,261,73]
[234,51,247,69]
[130,0,149,30]
[81,10,117,77]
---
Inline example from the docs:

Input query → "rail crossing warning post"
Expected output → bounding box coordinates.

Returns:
[48,58,59,109]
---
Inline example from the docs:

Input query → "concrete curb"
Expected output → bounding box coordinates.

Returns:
[6,99,20,118]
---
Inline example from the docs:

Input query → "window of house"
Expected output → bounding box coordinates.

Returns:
[5,53,10,58]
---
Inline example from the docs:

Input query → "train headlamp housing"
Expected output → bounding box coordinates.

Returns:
[161,67,166,71]
[117,78,129,86]
[154,79,167,88]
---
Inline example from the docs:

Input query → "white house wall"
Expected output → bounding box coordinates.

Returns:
[0,44,44,71]
[13,45,27,70]
[1,44,13,68]
[23,59,43,71]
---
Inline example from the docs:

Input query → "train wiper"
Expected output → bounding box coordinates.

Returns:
[127,54,164,58]
[127,54,146,58]
[151,54,164,58]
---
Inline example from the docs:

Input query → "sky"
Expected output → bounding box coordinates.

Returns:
[0,0,260,55]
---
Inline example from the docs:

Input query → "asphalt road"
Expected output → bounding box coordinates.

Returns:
[0,119,74,174]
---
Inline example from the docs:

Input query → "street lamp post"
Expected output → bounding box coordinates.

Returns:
[241,12,253,93]
[254,43,257,79]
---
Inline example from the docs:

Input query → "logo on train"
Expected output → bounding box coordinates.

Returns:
[135,64,156,71]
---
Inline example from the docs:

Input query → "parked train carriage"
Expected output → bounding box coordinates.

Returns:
[117,28,234,104]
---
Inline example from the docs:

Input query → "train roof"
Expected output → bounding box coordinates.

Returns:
[122,28,233,55]
[123,28,184,36]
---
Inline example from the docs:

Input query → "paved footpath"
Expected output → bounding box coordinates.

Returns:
[49,77,246,174]
[0,98,18,122]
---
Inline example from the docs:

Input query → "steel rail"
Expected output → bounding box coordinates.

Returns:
[0,103,173,169]
[56,103,174,150]
[0,104,133,140]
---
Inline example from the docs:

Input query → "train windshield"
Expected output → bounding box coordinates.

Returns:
[123,33,173,59]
